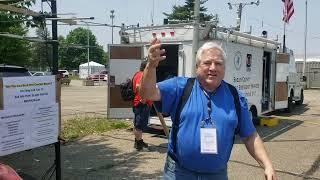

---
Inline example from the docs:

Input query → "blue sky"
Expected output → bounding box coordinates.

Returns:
[30,0,319,57]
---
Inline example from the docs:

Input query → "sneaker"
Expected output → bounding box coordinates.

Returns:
[135,139,148,151]
[140,139,148,148]
[134,139,138,149]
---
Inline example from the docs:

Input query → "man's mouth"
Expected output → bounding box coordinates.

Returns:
[208,74,217,77]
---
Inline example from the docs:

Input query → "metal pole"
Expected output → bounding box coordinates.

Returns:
[51,0,58,75]
[191,0,200,77]
[87,24,90,78]
[51,1,61,179]
[303,0,307,77]
[236,3,243,31]
[110,10,115,44]
[283,22,286,53]
[151,0,154,26]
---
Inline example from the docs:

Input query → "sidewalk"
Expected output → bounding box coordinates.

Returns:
[0,129,168,180]
[62,129,167,179]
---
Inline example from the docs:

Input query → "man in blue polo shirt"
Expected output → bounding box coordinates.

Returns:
[140,38,277,180]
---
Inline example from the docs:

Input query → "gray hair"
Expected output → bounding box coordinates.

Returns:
[196,41,227,66]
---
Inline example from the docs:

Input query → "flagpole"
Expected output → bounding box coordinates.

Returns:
[282,0,294,53]
[303,0,307,77]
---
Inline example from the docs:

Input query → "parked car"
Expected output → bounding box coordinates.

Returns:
[103,75,108,82]
[57,71,71,85]
[32,72,44,76]
[88,70,108,81]
[58,70,69,78]
[32,71,52,76]
[0,64,31,77]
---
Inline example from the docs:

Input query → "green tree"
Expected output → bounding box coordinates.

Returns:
[163,0,213,23]
[0,1,35,66]
[59,27,106,70]
[30,27,52,71]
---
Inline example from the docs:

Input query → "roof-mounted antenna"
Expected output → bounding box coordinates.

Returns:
[151,0,154,26]
[227,0,260,31]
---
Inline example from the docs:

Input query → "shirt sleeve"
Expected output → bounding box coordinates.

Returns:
[237,91,256,138]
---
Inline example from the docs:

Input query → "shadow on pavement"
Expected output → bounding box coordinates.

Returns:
[268,104,310,117]
[63,135,164,179]
[0,132,164,180]
[234,119,303,144]
[0,145,56,180]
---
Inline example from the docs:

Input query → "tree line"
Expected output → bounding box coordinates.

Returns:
[1,22,108,71]
[0,2,107,71]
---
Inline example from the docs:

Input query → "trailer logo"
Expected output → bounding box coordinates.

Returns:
[246,54,252,72]
[234,51,242,70]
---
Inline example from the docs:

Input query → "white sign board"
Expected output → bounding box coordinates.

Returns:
[0,103,59,156]
[0,76,59,156]
[2,76,56,109]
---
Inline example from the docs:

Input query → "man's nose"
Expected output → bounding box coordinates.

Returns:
[209,63,216,70]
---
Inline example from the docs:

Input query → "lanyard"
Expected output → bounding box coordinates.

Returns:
[200,87,215,127]
[202,89,212,120]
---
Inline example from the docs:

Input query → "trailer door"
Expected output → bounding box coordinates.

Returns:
[107,45,144,118]
[275,53,289,109]
[261,52,272,111]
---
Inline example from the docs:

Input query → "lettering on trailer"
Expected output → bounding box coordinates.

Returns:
[233,76,260,97]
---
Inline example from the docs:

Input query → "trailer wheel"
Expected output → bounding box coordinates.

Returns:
[286,94,293,112]
[250,106,259,125]
[295,90,304,105]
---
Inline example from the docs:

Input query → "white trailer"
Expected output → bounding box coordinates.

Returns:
[107,23,303,125]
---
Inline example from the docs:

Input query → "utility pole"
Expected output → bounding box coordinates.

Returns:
[110,10,115,44]
[87,23,90,78]
[191,0,200,76]
[228,0,259,31]
[236,3,243,31]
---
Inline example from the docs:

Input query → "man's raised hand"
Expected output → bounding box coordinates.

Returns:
[147,38,166,68]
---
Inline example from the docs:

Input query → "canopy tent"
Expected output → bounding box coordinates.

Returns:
[79,61,106,79]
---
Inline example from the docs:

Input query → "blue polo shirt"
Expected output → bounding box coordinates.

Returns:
[156,77,256,173]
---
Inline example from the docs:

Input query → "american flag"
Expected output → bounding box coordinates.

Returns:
[282,0,294,23]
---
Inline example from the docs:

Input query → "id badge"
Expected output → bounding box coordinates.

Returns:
[200,128,218,154]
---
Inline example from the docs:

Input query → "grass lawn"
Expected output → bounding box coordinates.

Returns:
[61,116,131,141]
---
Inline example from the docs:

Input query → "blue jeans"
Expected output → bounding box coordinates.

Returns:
[163,154,228,180]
